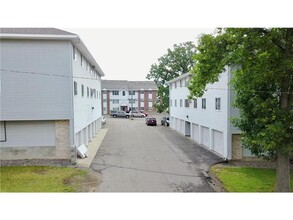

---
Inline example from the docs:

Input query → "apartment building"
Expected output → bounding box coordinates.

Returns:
[101,80,157,114]
[168,67,253,160]
[0,28,104,165]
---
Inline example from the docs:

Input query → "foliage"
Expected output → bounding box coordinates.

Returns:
[210,165,293,192]
[188,28,293,159]
[147,41,197,112]
[0,166,87,192]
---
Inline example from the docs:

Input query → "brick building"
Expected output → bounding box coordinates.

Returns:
[101,80,157,114]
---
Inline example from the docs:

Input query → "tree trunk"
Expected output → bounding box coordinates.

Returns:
[275,152,291,192]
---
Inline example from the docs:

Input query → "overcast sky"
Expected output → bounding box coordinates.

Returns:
[64,28,215,81]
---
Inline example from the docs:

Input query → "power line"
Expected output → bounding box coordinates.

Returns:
[0,68,100,81]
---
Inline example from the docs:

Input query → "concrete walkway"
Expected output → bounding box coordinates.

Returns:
[77,128,108,168]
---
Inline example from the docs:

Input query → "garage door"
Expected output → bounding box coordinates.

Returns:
[201,126,210,147]
[180,119,185,134]
[213,130,224,156]
[192,123,199,142]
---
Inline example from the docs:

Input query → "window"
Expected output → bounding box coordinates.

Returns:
[170,100,172,106]
[180,99,182,107]
[175,99,177,107]
[73,46,76,60]
[113,99,119,104]
[74,81,77,95]
[193,99,197,108]
[113,107,119,111]
[215,98,221,110]
[202,98,206,109]
[81,84,84,97]
[122,91,125,96]
[185,99,190,107]
[112,91,119,95]
[140,91,144,94]
[175,82,177,89]
[180,80,182,87]
[129,91,135,95]
[81,54,83,66]
[87,87,89,97]
[140,107,144,110]
[129,99,135,104]
[98,91,100,99]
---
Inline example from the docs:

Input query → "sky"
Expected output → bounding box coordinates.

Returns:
[64,28,215,81]
[1,0,292,219]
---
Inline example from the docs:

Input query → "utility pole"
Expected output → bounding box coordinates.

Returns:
[130,86,134,120]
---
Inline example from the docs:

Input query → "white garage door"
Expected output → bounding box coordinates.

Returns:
[192,123,199,142]
[213,130,224,156]
[201,126,210,147]
[180,119,185,134]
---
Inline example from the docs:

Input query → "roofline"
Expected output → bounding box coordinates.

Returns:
[167,72,191,84]
[0,33,105,77]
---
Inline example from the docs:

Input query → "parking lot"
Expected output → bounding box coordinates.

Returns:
[90,113,223,192]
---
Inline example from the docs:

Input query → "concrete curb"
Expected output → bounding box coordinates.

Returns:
[77,128,108,168]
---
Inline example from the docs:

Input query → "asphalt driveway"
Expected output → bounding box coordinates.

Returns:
[90,114,223,192]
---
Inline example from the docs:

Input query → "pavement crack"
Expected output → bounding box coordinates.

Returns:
[90,162,201,178]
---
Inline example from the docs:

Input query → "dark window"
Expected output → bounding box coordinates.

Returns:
[180,99,182,107]
[81,84,84,97]
[193,99,197,108]
[74,81,77,95]
[202,98,206,109]
[122,91,125,96]
[87,87,89,97]
[185,99,190,107]
[81,54,83,66]
[112,91,119,95]
[215,98,221,110]
[73,46,76,60]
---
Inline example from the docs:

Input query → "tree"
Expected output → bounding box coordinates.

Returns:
[188,28,293,192]
[146,41,197,112]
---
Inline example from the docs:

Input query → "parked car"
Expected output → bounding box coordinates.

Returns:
[146,117,157,126]
[110,111,130,118]
[129,111,146,117]
[140,111,148,117]
[161,116,169,126]
[101,116,106,125]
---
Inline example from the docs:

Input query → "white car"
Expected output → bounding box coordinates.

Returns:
[101,116,106,125]
[129,111,146,117]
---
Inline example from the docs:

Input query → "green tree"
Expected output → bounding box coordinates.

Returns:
[188,28,293,192]
[146,41,197,112]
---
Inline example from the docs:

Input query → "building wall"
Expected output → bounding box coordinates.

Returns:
[0,39,72,120]
[71,44,102,147]
[102,89,157,113]
[169,70,230,158]
[0,120,71,161]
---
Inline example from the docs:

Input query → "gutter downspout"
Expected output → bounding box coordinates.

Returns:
[68,41,76,164]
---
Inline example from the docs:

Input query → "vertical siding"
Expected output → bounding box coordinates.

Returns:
[0,39,71,120]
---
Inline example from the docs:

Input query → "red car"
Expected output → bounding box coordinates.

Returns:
[146,117,157,126]
[140,111,148,117]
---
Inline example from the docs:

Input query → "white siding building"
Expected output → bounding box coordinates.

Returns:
[0,28,104,165]
[168,67,252,160]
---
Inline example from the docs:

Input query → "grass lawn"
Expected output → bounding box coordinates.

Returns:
[210,166,293,192]
[0,166,88,192]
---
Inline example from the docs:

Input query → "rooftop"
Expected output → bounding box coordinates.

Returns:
[102,80,157,90]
